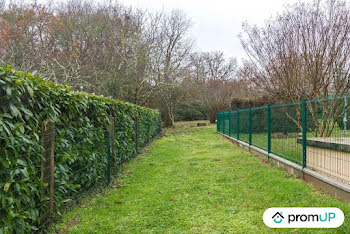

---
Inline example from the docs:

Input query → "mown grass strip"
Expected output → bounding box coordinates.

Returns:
[56,123,350,233]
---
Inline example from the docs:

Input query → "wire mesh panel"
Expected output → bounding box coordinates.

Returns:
[230,111,235,137]
[217,112,223,133]
[306,97,350,184]
[223,112,229,136]
[221,112,225,134]
[226,111,231,137]
[270,102,302,164]
[239,109,250,144]
[216,112,222,132]
[231,111,237,139]
[251,106,268,151]
[216,95,350,185]
[55,124,108,194]
[220,112,224,134]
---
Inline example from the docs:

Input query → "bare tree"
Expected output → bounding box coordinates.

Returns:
[202,80,235,123]
[240,0,350,136]
[187,51,237,123]
[149,9,193,127]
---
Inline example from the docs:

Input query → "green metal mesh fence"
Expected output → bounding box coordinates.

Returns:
[230,111,237,138]
[239,109,250,144]
[251,106,268,151]
[217,96,350,185]
[305,97,350,183]
[270,102,302,164]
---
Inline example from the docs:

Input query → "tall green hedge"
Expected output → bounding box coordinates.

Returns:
[0,66,161,233]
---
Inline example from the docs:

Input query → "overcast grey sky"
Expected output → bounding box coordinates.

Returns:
[119,0,313,61]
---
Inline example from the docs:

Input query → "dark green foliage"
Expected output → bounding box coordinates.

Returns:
[175,101,206,121]
[230,96,272,110]
[0,66,161,233]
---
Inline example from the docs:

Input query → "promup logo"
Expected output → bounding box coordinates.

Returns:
[272,212,284,223]
[263,208,344,228]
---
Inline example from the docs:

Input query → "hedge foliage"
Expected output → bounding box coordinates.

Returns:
[0,65,162,233]
[175,101,206,121]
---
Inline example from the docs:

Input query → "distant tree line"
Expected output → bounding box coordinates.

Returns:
[0,0,240,126]
[3,0,345,131]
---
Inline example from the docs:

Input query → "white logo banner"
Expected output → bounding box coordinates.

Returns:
[263,207,344,228]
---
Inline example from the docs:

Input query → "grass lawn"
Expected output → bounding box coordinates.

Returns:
[55,122,350,233]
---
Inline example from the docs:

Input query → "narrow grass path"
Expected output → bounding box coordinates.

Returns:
[57,124,350,233]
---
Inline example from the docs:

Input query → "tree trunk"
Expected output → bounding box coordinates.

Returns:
[161,108,173,127]
[208,110,217,124]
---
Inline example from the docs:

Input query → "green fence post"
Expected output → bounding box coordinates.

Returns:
[223,112,225,134]
[302,99,307,177]
[237,110,240,140]
[228,111,231,136]
[249,108,252,145]
[220,112,222,133]
[221,112,223,133]
[106,128,111,185]
[217,112,219,132]
[267,104,271,158]
[218,112,221,133]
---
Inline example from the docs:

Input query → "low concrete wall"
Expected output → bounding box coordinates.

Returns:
[217,132,350,202]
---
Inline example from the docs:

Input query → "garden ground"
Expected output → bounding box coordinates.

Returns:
[56,121,350,233]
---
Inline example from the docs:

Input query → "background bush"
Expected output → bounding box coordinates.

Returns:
[175,101,207,121]
[0,65,162,233]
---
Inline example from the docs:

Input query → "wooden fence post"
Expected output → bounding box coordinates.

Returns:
[108,117,115,167]
[135,113,139,154]
[41,119,55,215]
[147,120,151,143]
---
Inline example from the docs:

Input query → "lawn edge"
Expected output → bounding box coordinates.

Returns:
[217,131,350,203]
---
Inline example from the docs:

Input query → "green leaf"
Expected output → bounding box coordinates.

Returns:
[4,183,11,192]
[2,124,11,137]
[1,195,5,207]
[20,107,33,117]
[62,199,72,203]
[20,168,29,178]
[19,124,24,134]
[9,104,21,117]
[5,86,11,96]
[0,158,10,168]
[27,86,34,97]
[17,159,27,166]
[0,113,12,119]
[68,152,78,157]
